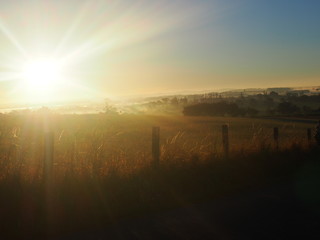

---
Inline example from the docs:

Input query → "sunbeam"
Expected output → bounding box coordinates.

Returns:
[0,17,28,58]
[0,0,211,105]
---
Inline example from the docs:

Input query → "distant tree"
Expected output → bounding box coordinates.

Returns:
[227,102,241,116]
[264,97,274,108]
[269,91,279,97]
[161,98,169,104]
[170,97,179,105]
[298,95,309,102]
[256,94,264,99]
[104,103,118,115]
[237,108,247,117]
[246,107,259,117]
[180,97,188,105]
[276,102,300,115]
[183,101,243,117]
[248,98,257,106]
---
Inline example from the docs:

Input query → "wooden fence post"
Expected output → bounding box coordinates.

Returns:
[44,131,54,181]
[273,127,279,150]
[222,124,229,158]
[43,131,55,235]
[307,128,312,145]
[152,127,160,168]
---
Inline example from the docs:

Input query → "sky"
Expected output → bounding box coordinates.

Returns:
[0,0,319,105]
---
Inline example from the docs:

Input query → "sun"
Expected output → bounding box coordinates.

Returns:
[22,58,63,88]
[17,57,67,103]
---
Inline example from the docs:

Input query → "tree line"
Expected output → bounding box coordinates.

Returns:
[183,100,320,117]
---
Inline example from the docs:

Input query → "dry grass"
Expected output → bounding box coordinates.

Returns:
[0,113,316,180]
[0,113,319,238]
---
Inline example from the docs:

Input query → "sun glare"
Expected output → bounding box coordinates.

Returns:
[16,58,68,103]
[0,1,207,105]
[22,59,62,88]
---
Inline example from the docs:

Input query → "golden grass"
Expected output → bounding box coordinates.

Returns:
[0,113,316,180]
[0,113,319,239]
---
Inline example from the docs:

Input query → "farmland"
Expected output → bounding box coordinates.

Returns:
[0,113,319,238]
[0,113,316,177]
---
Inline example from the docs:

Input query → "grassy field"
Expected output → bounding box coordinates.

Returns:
[0,113,316,179]
[0,113,319,238]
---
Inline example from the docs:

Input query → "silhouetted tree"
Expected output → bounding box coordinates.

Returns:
[170,97,179,105]
[246,107,259,117]
[180,97,188,105]
[183,102,243,116]
[276,102,300,115]
[105,103,118,115]
[264,97,274,108]
[269,91,279,97]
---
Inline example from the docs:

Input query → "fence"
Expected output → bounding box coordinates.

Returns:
[0,124,316,175]
[40,125,317,173]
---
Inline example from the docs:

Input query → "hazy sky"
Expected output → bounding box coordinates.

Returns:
[0,0,319,104]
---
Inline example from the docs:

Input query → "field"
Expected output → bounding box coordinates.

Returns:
[0,113,316,178]
[0,113,319,238]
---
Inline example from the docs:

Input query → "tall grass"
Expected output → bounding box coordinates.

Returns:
[0,113,316,180]
[0,113,319,238]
